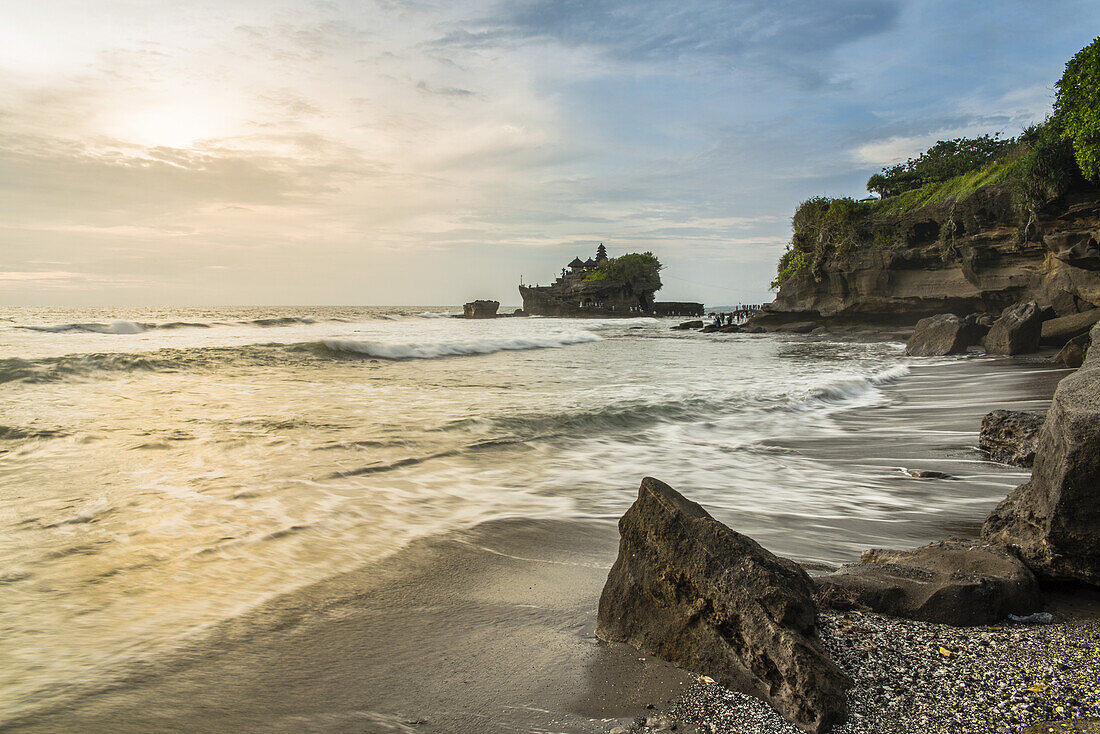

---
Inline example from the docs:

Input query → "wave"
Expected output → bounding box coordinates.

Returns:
[245,317,316,327]
[17,316,322,334]
[19,320,151,334]
[415,311,451,319]
[0,354,175,384]
[805,364,911,405]
[302,333,603,360]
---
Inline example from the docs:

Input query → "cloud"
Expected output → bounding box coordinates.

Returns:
[436,0,901,83]
[415,80,477,97]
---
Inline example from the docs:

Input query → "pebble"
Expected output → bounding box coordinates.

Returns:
[655,611,1100,734]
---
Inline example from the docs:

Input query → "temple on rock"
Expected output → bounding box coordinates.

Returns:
[519,245,703,317]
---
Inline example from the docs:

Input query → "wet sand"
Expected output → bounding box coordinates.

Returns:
[7,518,691,734]
[6,354,1073,734]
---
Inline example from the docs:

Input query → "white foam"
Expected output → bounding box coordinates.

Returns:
[320,332,602,360]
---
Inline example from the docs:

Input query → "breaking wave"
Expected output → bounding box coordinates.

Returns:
[303,333,603,360]
[19,320,152,334]
[805,364,911,405]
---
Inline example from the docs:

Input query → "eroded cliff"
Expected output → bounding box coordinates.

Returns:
[755,186,1100,326]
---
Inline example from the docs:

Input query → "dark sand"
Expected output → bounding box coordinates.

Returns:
[6,355,1075,734]
[8,518,691,734]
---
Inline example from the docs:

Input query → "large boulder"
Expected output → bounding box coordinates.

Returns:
[597,478,850,734]
[979,409,1045,467]
[1040,308,1100,347]
[671,320,704,330]
[1057,332,1091,368]
[905,313,971,356]
[462,300,499,318]
[814,540,1040,626]
[982,322,1100,584]
[984,301,1043,355]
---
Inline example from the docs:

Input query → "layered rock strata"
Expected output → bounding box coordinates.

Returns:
[755,188,1100,327]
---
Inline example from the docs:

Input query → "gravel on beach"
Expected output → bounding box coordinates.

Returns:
[626,608,1100,734]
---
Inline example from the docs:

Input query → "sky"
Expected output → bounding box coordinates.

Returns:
[1,1,1097,306]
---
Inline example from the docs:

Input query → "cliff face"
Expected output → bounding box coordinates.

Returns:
[757,187,1100,326]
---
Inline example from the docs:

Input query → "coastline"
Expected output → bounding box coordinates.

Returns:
[5,345,1084,734]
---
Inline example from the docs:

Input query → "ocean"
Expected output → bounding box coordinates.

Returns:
[0,306,1061,729]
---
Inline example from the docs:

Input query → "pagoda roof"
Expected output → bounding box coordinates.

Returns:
[584,258,596,267]
[568,257,585,268]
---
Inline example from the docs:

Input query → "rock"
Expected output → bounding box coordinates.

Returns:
[597,477,850,734]
[982,322,1100,584]
[980,410,1045,467]
[672,320,704,330]
[1040,309,1100,347]
[810,327,829,335]
[984,301,1043,355]
[746,325,766,333]
[1057,332,1091,368]
[462,300,499,318]
[905,314,972,356]
[718,324,743,333]
[775,321,820,334]
[814,540,1041,626]
[701,324,719,333]
[905,469,953,479]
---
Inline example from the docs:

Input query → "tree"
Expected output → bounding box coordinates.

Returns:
[1054,35,1100,182]
[866,134,1013,196]
[585,252,662,289]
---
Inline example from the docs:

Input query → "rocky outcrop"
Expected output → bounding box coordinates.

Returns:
[1057,332,1091,368]
[1040,308,1100,347]
[774,321,819,334]
[672,320,704,330]
[597,477,850,734]
[814,540,1040,626]
[980,409,1045,467]
[905,314,971,356]
[755,188,1100,327]
[983,301,1043,355]
[982,322,1100,585]
[462,300,499,318]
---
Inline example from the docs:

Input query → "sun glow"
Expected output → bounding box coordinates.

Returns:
[109,103,237,149]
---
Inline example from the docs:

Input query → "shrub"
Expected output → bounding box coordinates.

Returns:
[1054,35,1100,182]
[1015,118,1080,208]
[771,246,809,289]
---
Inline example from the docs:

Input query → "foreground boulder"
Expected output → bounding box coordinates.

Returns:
[597,478,850,734]
[982,322,1100,584]
[979,410,1045,467]
[905,313,972,356]
[814,540,1040,625]
[672,320,704,330]
[983,301,1043,355]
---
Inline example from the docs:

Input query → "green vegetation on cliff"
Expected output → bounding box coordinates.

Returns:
[1055,35,1100,182]
[585,252,663,289]
[866,135,1013,199]
[770,37,1098,290]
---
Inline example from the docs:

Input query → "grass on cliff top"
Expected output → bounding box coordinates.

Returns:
[865,157,1019,216]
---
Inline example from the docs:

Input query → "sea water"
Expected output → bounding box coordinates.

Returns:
[0,306,1044,722]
